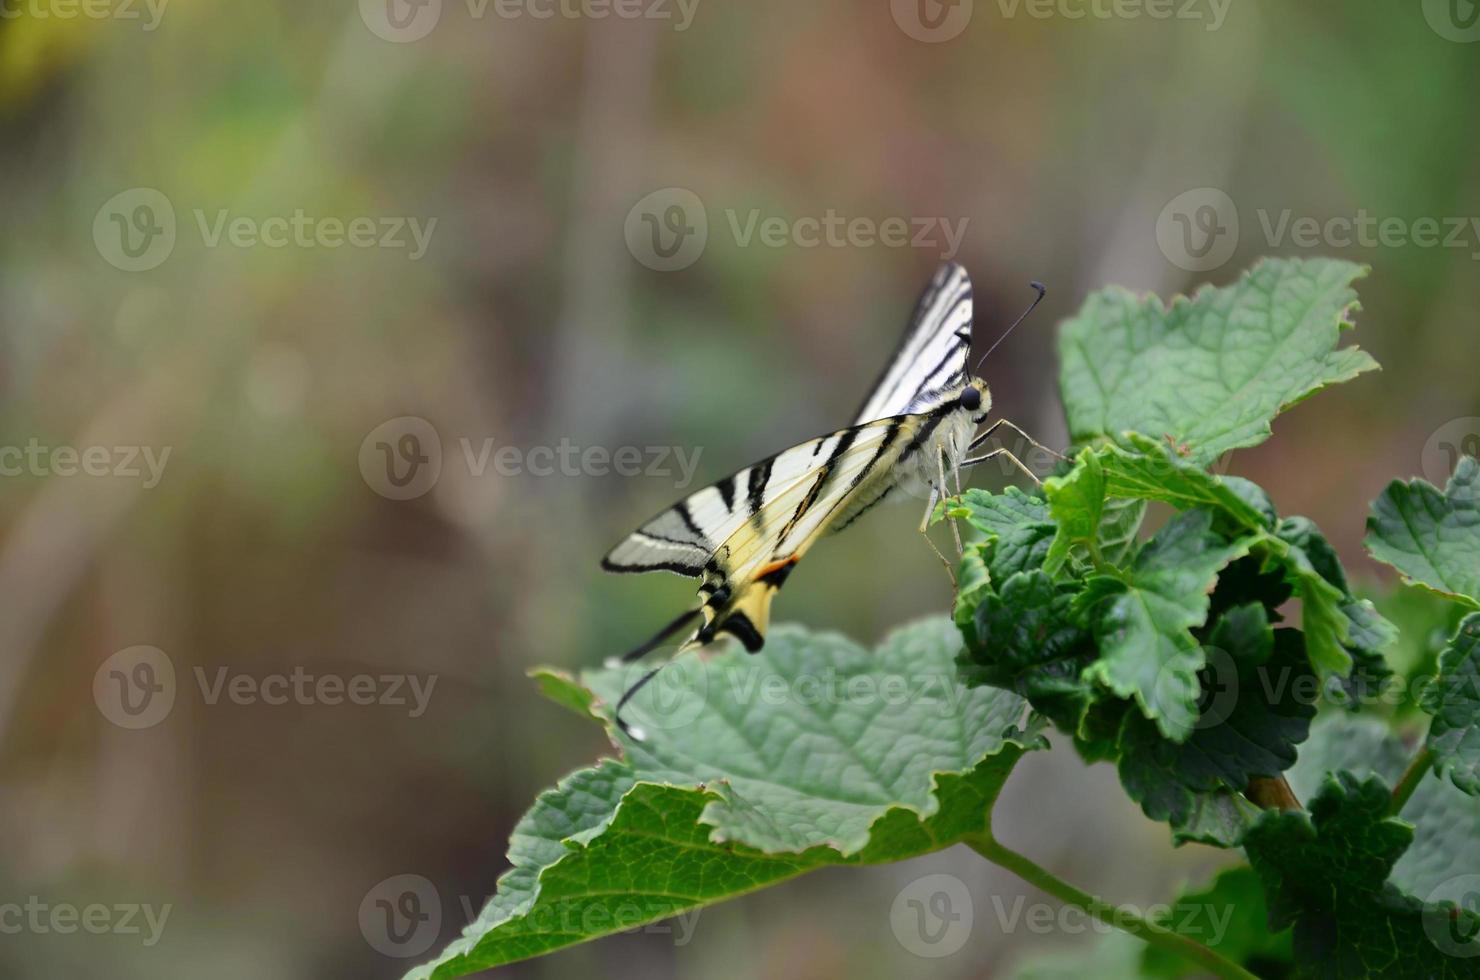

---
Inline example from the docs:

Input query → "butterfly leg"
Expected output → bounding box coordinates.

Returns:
[964,447,1043,487]
[936,448,964,555]
[918,487,957,585]
[969,419,1067,475]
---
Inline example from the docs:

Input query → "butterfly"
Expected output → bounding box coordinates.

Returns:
[602,263,1058,735]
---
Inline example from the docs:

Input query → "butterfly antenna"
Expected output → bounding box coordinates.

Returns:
[974,281,1047,375]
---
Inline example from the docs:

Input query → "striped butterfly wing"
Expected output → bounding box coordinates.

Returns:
[601,416,908,581]
[852,262,973,425]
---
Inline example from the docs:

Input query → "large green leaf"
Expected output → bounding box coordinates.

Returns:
[1116,605,1316,827]
[1059,257,1377,466]
[957,569,1098,732]
[407,619,1040,978]
[1043,448,1106,574]
[1097,433,1271,532]
[1079,510,1252,741]
[1288,713,1480,906]
[1366,456,1480,610]
[946,486,1057,580]
[1423,613,1480,796]
[1244,771,1480,978]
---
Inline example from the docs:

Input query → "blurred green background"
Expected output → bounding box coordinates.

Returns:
[1,2,1478,977]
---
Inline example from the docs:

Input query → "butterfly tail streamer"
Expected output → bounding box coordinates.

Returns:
[618,606,702,663]
[610,608,705,740]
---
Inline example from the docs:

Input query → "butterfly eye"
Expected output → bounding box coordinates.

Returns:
[958,387,982,411]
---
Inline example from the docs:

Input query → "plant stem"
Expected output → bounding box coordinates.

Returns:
[964,833,1260,980]
[1390,745,1434,815]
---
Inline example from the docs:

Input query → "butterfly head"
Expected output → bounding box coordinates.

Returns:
[957,379,991,424]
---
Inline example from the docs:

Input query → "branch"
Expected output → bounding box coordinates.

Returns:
[964,833,1260,980]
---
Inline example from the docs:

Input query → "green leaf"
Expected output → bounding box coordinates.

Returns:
[1096,496,1148,566]
[596,619,1038,854]
[409,620,1040,978]
[1366,456,1480,610]
[1043,449,1106,574]
[954,542,995,640]
[1142,866,1293,978]
[1244,771,1480,978]
[1080,510,1252,741]
[1171,789,1262,848]
[948,487,1057,580]
[957,570,1097,732]
[1260,519,1362,679]
[1285,713,1480,900]
[1423,613,1480,795]
[1368,583,1470,691]
[1006,933,1147,979]
[1059,257,1377,466]
[1116,606,1316,827]
[1097,433,1271,532]
[528,667,601,721]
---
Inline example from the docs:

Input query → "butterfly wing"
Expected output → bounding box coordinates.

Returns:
[852,262,973,424]
[602,415,907,579]
[602,414,923,650]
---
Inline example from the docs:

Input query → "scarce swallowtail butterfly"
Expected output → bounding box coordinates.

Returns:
[602,262,1058,736]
